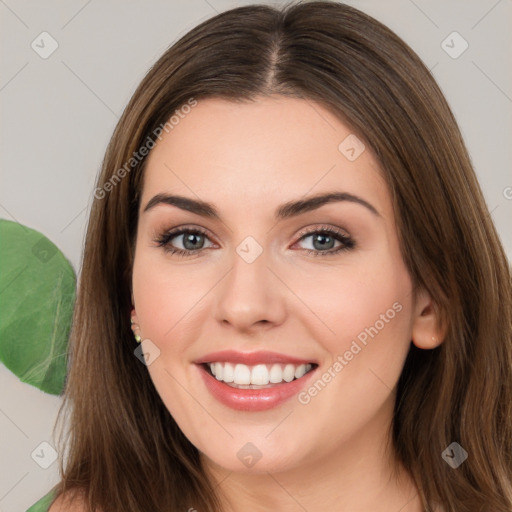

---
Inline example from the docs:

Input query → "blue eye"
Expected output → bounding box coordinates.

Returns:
[294,227,355,256]
[155,228,214,256]
[155,225,355,257]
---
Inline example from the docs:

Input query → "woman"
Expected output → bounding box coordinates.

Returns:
[47,1,512,511]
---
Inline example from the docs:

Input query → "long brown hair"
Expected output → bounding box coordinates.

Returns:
[52,2,512,511]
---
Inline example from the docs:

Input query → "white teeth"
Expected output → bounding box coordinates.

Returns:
[251,364,270,385]
[214,362,224,381]
[269,364,282,383]
[233,363,251,385]
[294,364,307,379]
[283,364,295,382]
[223,362,234,383]
[208,362,314,386]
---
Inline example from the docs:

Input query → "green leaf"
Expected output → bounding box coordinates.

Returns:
[0,219,75,395]
[26,489,56,512]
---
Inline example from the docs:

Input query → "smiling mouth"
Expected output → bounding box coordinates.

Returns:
[203,361,316,389]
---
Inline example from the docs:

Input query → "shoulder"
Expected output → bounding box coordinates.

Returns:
[48,491,98,512]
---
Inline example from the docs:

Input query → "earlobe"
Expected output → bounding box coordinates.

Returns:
[413,334,443,350]
[411,288,445,349]
[130,309,142,343]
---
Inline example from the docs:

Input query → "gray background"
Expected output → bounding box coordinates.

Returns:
[0,1,510,510]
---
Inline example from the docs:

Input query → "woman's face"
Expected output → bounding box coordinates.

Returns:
[132,96,427,475]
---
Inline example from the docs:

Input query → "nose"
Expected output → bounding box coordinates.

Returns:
[213,246,287,334]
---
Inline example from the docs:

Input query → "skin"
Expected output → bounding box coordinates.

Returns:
[130,96,443,512]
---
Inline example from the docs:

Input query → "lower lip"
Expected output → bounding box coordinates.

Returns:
[198,364,316,411]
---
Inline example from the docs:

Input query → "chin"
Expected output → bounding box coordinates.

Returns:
[200,443,303,475]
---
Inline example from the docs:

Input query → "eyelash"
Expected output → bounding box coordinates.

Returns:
[154,225,355,258]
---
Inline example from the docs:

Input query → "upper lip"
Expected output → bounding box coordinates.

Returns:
[194,350,317,366]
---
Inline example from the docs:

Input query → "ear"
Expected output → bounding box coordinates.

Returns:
[411,287,445,349]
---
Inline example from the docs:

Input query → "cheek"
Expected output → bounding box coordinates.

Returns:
[132,253,212,350]
[286,256,415,418]
[287,261,413,445]
[131,255,211,425]
[288,257,413,354]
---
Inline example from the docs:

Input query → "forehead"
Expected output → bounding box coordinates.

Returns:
[141,96,388,217]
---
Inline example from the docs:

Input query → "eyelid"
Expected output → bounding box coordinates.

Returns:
[294,224,351,242]
[154,224,217,247]
[155,223,350,244]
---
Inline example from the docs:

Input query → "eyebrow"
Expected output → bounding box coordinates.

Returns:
[142,191,380,219]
